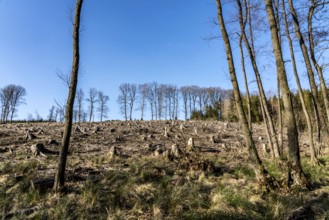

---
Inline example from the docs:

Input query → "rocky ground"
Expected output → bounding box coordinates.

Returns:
[0,120,329,219]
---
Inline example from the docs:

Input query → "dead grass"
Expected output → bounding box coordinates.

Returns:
[0,121,329,219]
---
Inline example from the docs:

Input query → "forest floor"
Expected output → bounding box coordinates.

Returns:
[1,120,329,219]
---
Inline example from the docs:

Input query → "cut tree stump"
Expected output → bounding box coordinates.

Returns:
[31,143,59,157]
[30,177,54,192]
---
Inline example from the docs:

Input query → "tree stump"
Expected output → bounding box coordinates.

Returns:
[171,144,180,157]
[187,137,195,152]
[108,146,119,159]
[209,135,215,144]
[164,127,169,138]
[25,131,36,140]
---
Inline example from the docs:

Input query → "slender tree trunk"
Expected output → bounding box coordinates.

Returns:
[282,0,317,164]
[238,29,251,129]
[308,1,329,128]
[264,0,309,187]
[260,95,275,158]
[277,75,283,154]
[54,0,83,192]
[238,0,280,158]
[288,0,325,142]
[216,0,262,166]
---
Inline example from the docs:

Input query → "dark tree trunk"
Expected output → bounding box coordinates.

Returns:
[54,0,83,192]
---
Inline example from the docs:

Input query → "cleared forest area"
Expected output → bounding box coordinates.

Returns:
[1,120,328,219]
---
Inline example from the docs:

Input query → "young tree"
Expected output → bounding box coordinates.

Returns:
[97,90,109,122]
[265,0,309,187]
[86,88,98,122]
[54,0,84,191]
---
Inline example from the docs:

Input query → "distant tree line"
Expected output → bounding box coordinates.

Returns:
[117,82,233,121]
[48,87,109,122]
[0,84,26,123]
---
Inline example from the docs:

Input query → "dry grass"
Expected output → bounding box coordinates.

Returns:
[0,121,329,219]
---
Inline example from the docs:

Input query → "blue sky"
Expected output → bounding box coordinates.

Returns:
[0,0,284,120]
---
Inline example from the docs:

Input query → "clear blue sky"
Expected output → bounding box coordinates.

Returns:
[0,0,281,120]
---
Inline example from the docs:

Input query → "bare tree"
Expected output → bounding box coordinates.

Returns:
[86,88,98,122]
[157,84,166,120]
[76,88,84,122]
[180,86,190,120]
[216,0,270,185]
[308,0,329,127]
[281,0,317,164]
[97,90,109,122]
[127,83,137,120]
[0,84,26,122]
[265,0,309,187]
[118,83,129,121]
[238,0,280,158]
[146,82,158,120]
[54,0,84,191]
[137,83,149,120]
[54,99,66,122]
[47,106,56,122]
[288,0,325,141]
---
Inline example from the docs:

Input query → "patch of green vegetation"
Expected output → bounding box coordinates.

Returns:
[232,165,256,179]
[263,160,285,181]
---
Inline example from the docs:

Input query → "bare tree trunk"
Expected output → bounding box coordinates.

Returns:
[277,75,283,154]
[308,0,329,128]
[238,19,251,129]
[216,0,261,166]
[288,0,325,142]
[54,0,83,192]
[282,0,317,164]
[260,95,275,158]
[238,0,280,158]
[264,0,309,187]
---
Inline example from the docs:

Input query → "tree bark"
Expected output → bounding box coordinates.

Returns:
[54,0,83,192]
[216,0,261,165]
[282,0,317,163]
[277,75,283,154]
[282,0,317,164]
[238,4,252,129]
[264,0,309,187]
